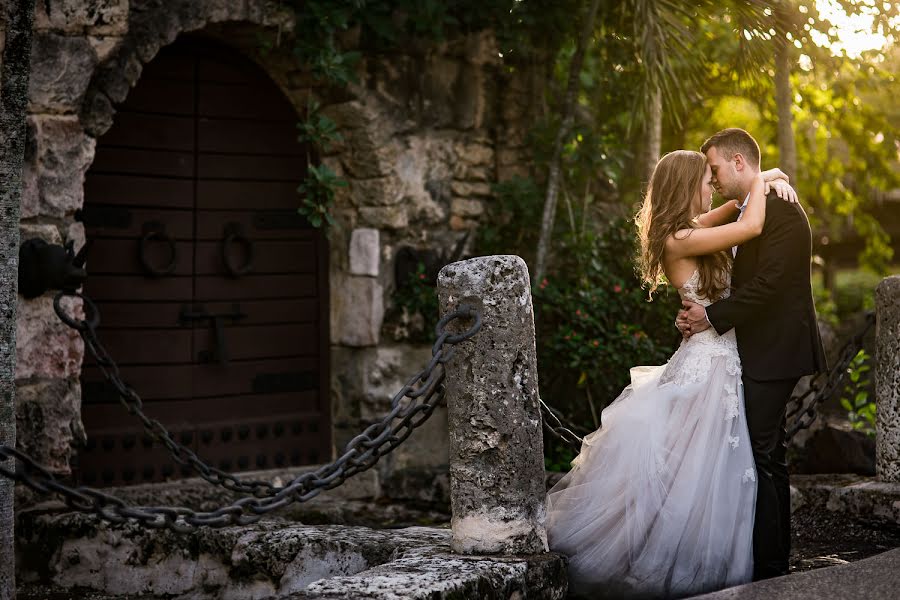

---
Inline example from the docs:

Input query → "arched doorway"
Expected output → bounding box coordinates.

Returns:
[75,37,330,486]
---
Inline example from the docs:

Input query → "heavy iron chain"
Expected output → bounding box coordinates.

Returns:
[0,293,481,531]
[785,311,876,441]
[541,311,877,452]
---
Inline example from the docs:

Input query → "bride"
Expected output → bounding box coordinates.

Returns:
[544,150,796,599]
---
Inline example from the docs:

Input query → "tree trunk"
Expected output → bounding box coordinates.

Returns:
[1,2,35,599]
[533,0,602,284]
[640,84,663,186]
[774,30,797,182]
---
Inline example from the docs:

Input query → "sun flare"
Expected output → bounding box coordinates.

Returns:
[812,0,898,57]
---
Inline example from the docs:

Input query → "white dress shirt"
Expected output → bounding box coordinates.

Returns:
[732,192,751,257]
[706,192,752,328]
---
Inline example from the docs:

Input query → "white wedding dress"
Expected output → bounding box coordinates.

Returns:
[545,269,756,599]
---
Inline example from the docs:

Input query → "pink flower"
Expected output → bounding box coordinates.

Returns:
[613,284,622,293]
[540,278,549,289]
[575,309,582,317]
[592,340,599,347]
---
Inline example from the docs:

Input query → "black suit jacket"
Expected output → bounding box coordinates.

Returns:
[706,192,828,381]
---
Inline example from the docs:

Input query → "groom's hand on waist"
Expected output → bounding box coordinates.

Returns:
[677,300,712,338]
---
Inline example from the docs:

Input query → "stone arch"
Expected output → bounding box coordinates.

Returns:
[76,1,391,229]
[80,0,293,137]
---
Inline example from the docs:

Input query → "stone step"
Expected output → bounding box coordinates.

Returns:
[690,547,900,599]
[791,473,900,526]
[17,510,567,599]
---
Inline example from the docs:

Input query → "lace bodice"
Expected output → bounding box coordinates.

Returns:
[678,268,729,307]
[660,268,740,390]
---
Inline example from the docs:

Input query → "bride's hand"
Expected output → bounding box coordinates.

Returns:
[760,167,789,183]
[764,179,799,203]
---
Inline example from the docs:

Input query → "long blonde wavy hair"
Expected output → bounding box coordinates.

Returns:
[635,150,730,300]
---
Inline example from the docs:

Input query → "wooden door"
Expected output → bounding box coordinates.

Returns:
[75,37,330,486]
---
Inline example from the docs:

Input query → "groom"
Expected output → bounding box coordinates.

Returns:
[677,128,827,580]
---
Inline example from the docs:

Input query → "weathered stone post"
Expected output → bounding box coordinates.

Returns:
[875,276,900,482]
[437,255,547,554]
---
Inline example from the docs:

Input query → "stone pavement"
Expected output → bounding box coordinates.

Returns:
[17,511,567,599]
[691,547,900,599]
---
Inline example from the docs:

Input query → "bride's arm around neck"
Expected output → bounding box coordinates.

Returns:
[665,175,767,259]
[695,200,741,228]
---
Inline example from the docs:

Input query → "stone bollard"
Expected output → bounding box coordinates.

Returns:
[437,255,547,554]
[875,276,900,482]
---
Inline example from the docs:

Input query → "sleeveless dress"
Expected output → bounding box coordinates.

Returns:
[545,269,756,599]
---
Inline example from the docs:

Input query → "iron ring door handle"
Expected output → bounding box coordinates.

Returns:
[138,221,177,277]
[221,222,254,278]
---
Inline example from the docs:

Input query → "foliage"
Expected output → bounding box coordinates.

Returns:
[476,176,544,266]
[811,283,839,328]
[812,267,883,323]
[295,100,345,229]
[545,443,577,474]
[391,261,440,343]
[297,164,346,228]
[840,349,874,436]
[533,220,681,424]
[677,4,900,275]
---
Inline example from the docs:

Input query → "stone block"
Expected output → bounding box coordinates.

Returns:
[449,215,478,230]
[87,35,124,63]
[28,33,97,113]
[331,275,385,347]
[875,276,900,482]
[450,197,484,218]
[408,191,447,225]
[21,115,96,219]
[19,223,62,246]
[452,164,492,182]
[34,0,128,35]
[351,176,403,207]
[320,100,377,131]
[453,141,493,167]
[359,205,408,230]
[16,378,85,475]
[451,181,492,198]
[16,294,85,380]
[349,228,380,276]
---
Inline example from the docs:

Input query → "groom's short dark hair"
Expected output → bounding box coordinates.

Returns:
[701,128,761,169]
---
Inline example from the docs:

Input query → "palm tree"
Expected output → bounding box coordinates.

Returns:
[534,0,603,284]
[1,2,35,597]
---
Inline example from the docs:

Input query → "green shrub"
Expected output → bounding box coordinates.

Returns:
[840,349,875,436]
[533,222,681,438]
[831,270,881,318]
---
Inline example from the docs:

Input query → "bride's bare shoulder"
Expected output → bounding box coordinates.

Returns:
[662,256,699,290]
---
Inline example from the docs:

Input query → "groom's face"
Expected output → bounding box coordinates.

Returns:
[705,146,741,201]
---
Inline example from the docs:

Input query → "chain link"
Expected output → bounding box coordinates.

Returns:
[785,312,875,441]
[0,295,481,531]
[3,288,876,528]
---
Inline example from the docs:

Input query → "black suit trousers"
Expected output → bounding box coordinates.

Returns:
[743,375,799,580]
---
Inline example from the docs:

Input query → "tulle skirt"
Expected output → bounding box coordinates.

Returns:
[546,352,756,599]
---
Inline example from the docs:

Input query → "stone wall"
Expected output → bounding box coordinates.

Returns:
[16,0,542,497]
